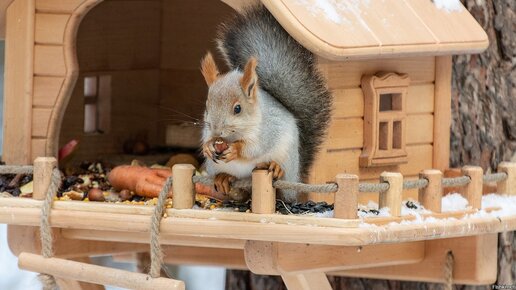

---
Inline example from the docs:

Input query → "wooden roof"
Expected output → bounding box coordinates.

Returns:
[0,0,489,59]
[259,0,489,60]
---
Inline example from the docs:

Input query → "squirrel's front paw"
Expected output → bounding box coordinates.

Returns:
[255,161,284,179]
[202,141,217,163]
[214,173,236,194]
[218,141,243,162]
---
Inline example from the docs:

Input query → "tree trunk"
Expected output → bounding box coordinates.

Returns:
[226,0,515,289]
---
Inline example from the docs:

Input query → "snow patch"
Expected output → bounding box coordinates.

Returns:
[296,0,371,26]
[442,193,469,212]
[433,0,464,13]
[480,193,516,217]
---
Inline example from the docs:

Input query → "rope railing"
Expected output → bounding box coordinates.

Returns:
[189,171,506,194]
[483,172,507,183]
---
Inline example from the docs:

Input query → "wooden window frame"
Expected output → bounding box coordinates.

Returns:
[360,72,410,167]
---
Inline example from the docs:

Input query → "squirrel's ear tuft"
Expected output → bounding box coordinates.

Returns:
[240,57,258,103]
[201,52,219,86]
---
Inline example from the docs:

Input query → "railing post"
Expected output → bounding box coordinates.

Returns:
[252,169,275,214]
[172,164,195,209]
[419,169,443,213]
[379,172,403,216]
[462,166,483,209]
[498,162,516,195]
[334,174,358,219]
[33,157,57,200]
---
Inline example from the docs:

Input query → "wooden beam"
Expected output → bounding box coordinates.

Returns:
[282,273,332,290]
[3,0,35,164]
[333,234,498,285]
[244,241,424,275]
[18,253,185,290]
[433,56,452,171]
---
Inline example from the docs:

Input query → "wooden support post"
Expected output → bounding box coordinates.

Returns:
[172,164,195,209]
[419,169,443,213]
[252,169,275,214]
[498,162,516,195]
[281,273,332,290]
[18,253,185,290]
[379,172,403,216]
[461,166,483,209]
[334,174,358,219]
[33,156,57,200]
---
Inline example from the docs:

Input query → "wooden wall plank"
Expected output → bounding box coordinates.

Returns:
[324,118,363,150]
[310,144,433,184]
[331,88,364,119]
[322,115,432,151]
[407,84,435,114]
[3,0,35,164]
[35,13,70,44]
[34,45,66,76]
[31,139,47,161]
[35,0,86,13]
[77,0,161,72]
[33,76,64,107]
[321,56,435,89]
[406,114,433,145]
[32,108,53,137]
[332,84,434,119]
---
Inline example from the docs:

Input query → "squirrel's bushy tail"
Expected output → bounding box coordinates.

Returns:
[217,4,332,179]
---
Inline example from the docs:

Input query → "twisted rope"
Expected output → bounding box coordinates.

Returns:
[149,176,173,278]
[403,178,429,190]
[190,170,505,194]
[442,176,470,188]
[483,172,507,183]
[0,165,34,175]
[443,251,454,290]
[38,168,62,290]
[359,182,389,193]
[273,180,337,193]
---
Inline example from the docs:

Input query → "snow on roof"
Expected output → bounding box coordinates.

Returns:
[260,0,489,60]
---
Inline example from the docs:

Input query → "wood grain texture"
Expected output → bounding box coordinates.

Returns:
[33,76,65,107]
[76,0,160,72]
[335,234,498,285]
[261,0,487,60]
[322,56,435,89]
[433,56,452,171]
[35,13,70,44]
[35,0,87,13]
[3,0,35,164]
[32,108,53,137]
[34,45,66,76]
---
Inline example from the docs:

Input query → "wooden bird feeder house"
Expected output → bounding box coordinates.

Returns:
[0,0,514,289]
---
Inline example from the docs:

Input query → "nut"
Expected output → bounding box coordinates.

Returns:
[119,189,133,201]
[213,138,228,154]
[87,188,105,202]
[63,190,84,201]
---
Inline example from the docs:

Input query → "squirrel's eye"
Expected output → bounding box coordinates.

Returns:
[233,104,242,114]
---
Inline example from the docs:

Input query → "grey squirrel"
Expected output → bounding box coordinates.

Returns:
[200,4,332,201]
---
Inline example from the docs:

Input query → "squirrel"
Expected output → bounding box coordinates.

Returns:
[200,4,332,201]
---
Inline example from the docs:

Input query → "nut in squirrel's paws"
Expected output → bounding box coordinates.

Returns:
[203,137,229,163]
[217,140,242,163]
[214,173,236,194]
[255,161,284,179]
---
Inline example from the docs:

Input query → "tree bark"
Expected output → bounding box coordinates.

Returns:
[226,0,515,289]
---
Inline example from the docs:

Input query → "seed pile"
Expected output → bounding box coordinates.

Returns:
[276,200,333,215]
[0,173,33,197]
